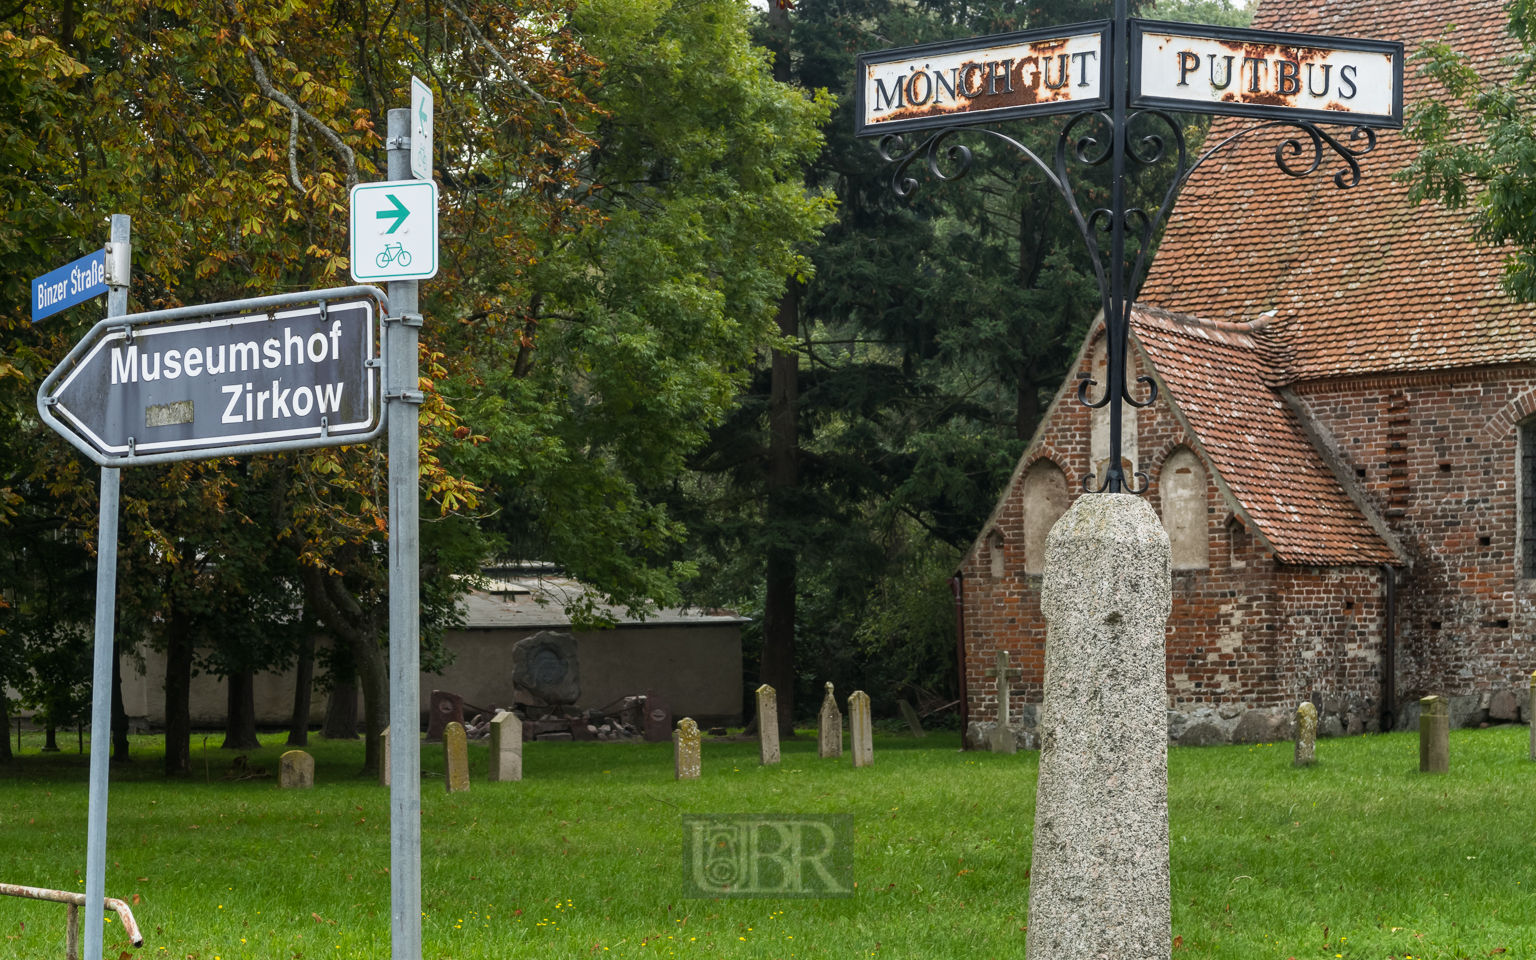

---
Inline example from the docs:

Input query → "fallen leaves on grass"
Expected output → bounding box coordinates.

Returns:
[311,913,336,926]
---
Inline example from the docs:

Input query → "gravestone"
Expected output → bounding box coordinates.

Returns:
[818,683,843,758]
[489,711,522,782]
[757,684,781,765]
[1420,695,1449,774]
[1293,702,1317,767]
[848,690,873,768]
[512,631,581,706]
[443,721,470,793]
[984,650,1022,754]
[642,689,672,743]
[1027,494,1172,960]
[379,726,390,787]
[426,690,465,743]
[279,750,314,789]
[674,718,701,780]
[898,699,926,738]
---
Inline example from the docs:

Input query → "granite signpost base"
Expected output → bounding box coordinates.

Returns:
[1027,493,1173,960]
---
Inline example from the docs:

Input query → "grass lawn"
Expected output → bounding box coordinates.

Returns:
[1,724,1534,959]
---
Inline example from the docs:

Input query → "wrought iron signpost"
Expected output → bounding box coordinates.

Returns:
[857,0,1402,493]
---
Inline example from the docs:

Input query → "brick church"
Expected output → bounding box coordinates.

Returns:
[957,0,1536,748]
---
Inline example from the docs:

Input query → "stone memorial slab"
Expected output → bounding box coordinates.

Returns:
[426,689,464,743]
[489,711,523,782]
[674,718,701,780]
[379,726,391,787]
[443,721,470,793]
[984,649,1023,754]
[818,682,843,758]
[1293,702,1317,767]
[512,631,581,705]
[898,699,926,738]
[279,750,315,789]
[643,689,672,743]
[849,690,873,768]
[757,684,781,765]
[1028,493,1172,960]
[1420,695,1449,774]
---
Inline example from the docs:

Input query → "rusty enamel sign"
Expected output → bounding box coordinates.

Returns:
[1129,21,1403,128]
[854,23,1110,139]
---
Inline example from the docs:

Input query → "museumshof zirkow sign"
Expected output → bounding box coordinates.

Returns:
[856,19,1402,138]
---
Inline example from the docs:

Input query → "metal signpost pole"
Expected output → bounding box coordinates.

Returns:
[385,106,423,960]
[82,213,128,960]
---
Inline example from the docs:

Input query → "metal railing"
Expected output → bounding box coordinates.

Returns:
[0,882,145,958]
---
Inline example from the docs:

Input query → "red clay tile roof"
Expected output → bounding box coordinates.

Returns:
[1131,306,1399,565]
[1139,0,1536,382]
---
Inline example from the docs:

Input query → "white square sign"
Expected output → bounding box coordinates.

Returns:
[349,179,438,281]
[410,76,433,182]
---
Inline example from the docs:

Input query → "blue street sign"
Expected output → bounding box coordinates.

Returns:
[33,249,108,322]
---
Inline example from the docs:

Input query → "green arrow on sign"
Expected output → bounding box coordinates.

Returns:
[376,194,410,234]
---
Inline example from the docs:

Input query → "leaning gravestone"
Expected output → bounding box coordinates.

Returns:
[512,631,582,707]
[848,690,873,768]
[279,750,315,789]
[426,690,465,743]
[898,699,926,738]
[1027,494,1172,960]
[1294,702,1317,767]
[674,718,702,780]
[757,684,781,765]
[1420,695,1449,774]
[642,689,672,743]
[379,726,391,787]
[984,649,1022,754]
[444,721,471,793]
[489,711,522,782]
[818,683,843,758]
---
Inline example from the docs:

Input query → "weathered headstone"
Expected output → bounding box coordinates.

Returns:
[443,721,470,793]
[379,726,391,787]
[848,690,873,768]
[1420,695,1449,774]
[674,718,701,780]
[425,689,465,743]
[818,683,843,758]
[512,631,581,706]
[757,684,781,765]
[984,649,1023,754]
[1293,702,1317,767]
[1027,494,1172,960]
[642,689,672,743]
[489,711,523,782]
[279,750,315,789]
[898,699,926,738]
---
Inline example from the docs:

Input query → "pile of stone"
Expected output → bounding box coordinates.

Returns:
[517,707,642,742]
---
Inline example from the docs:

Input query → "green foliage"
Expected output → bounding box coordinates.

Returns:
[1400,3,1536,301]
[1142,0,1253,28]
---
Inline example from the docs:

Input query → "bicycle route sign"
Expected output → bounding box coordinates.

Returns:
[349,179,438,281]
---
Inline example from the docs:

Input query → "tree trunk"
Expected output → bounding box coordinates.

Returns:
[297,561,388,774]
[163,606,194,777]
[761,283,800,737]
[221,671,261,750]
[350,632,388,774]
[1016,370,1042,441]
[287,631,315,746]
[322,679,359,739]
[111,639,131,762]
[0,693,11,762]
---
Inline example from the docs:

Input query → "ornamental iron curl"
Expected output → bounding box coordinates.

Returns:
[877,88,1376,495]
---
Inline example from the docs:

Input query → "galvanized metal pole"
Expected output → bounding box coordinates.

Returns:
[83,213,129,960]
[385,107,423,960]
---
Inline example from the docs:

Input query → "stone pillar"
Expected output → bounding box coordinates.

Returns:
[757,684,781,765]
[279,750,315,789]
[675,718,701,779]
[898,700,926,738]
[444,721,470,793]
[1027,493,1172,960]
[848,691,873,768]
[818,683,843,758]
[379,726,390,787]
[489,711,522,782]
[1419,695,1449,774]
[1294,702,1317,767]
